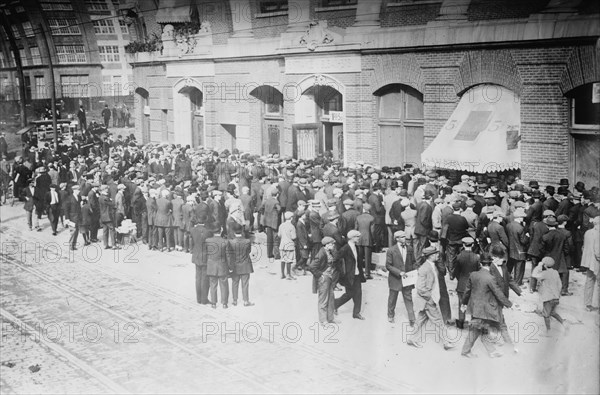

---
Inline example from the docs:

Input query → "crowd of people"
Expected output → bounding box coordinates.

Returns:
[1,132,599,357]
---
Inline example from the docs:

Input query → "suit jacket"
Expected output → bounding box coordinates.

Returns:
[22,186,35,211]
[541,228,572,273]
[307,210,323,243]
[181,204,194,232]
[355,213,374,246]
[296,218,310,250]
[386,243,415,291]
[368,193,385,224]
[414,201,433,236]
[527,220,549,257]
[338,243,364,287]
[65,193,82,224]
[461,268,512,323]
[154,197,173,227]
[44,190,61,211]
[453,250,480,292]
[413,259,439,312]
[286,185,311,212]
[98,195,115,223]
[340,208,359,237]
[506,221,529,261]
[146,197,157,226]
[487,221,508,248]
[261,197,280,229]
[445,213,469,243]
[489,263,521,298]
[206,236,230,277]
[227,237,254,275]
[322,222,344,248]
[190,225,213,266]
[171,197,184,228]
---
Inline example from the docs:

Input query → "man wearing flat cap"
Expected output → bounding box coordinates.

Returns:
[541,215,573,296]
[355,203,375,279]
[407,246,455,350]
[334,230,365,320]
[308,236,340,325]
[386,230,416,325]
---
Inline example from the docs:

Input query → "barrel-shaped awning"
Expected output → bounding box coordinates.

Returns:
[155,0,193,23]
[421,84,521,173]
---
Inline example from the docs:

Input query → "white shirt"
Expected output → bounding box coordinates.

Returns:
[398,243,407,264]
[348,241,358,275]
[50,190,58,205]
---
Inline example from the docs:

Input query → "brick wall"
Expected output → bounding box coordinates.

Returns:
[380,3,441,28]
[467,0,549,21]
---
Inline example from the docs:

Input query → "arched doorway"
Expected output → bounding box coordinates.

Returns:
[250,85,283,155]
[294,75,345,161]
[135,87,150,143]
[173,78,204,147]
[375,84,424,167]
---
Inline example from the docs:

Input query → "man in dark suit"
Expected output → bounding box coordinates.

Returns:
[340,199,359,237]
[191,216,213,304]
[386,230,415,325]
[322,212,344,248]
[355,203,375,279]
[452,237,480,329]
[307,200,323,265]
[44,184,61,235]
[541,215,573,295]
[206,234,230,308]
[227,223,254,306]
[286,178,311,213]
[414,191,434,259]
[308,237,340,325]
[460,253,512,358]
[368,186,386,252]
[99,185,116,249]
[261,188,281,261]
[334,230,365,319]
[489,244,521,353]
[155,189,174,251]
[506,207,529,286]
[444,201,470,273]
[22,179,36,230]
[295,213,310,275]
[65,185,82,250]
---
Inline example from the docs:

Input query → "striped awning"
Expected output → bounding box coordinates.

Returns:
[421,84,522,173]
[155,0,193,24]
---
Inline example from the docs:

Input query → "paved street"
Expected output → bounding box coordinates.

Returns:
[1,202,599,394]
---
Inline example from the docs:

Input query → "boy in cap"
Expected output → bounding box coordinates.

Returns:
[532,257,567,335]
[278,211,297,280]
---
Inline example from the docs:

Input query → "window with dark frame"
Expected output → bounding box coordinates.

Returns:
[321,0,357,7]
[259,0,288,13]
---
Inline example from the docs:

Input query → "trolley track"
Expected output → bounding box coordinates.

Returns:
[1,223,417,393]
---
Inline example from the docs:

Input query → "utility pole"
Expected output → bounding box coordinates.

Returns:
[0,12,27,127]
[39,23,58,151]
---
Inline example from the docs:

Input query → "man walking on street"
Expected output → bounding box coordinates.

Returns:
[407,246,455,350]
[386,230,416,326]
[335,230,365,320]
[460,252,513,358]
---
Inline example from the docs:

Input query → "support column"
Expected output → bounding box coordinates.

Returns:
[349,0,382,29]
[436,0,471,21]
[229,0,253,38]
[286,0,311,33]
